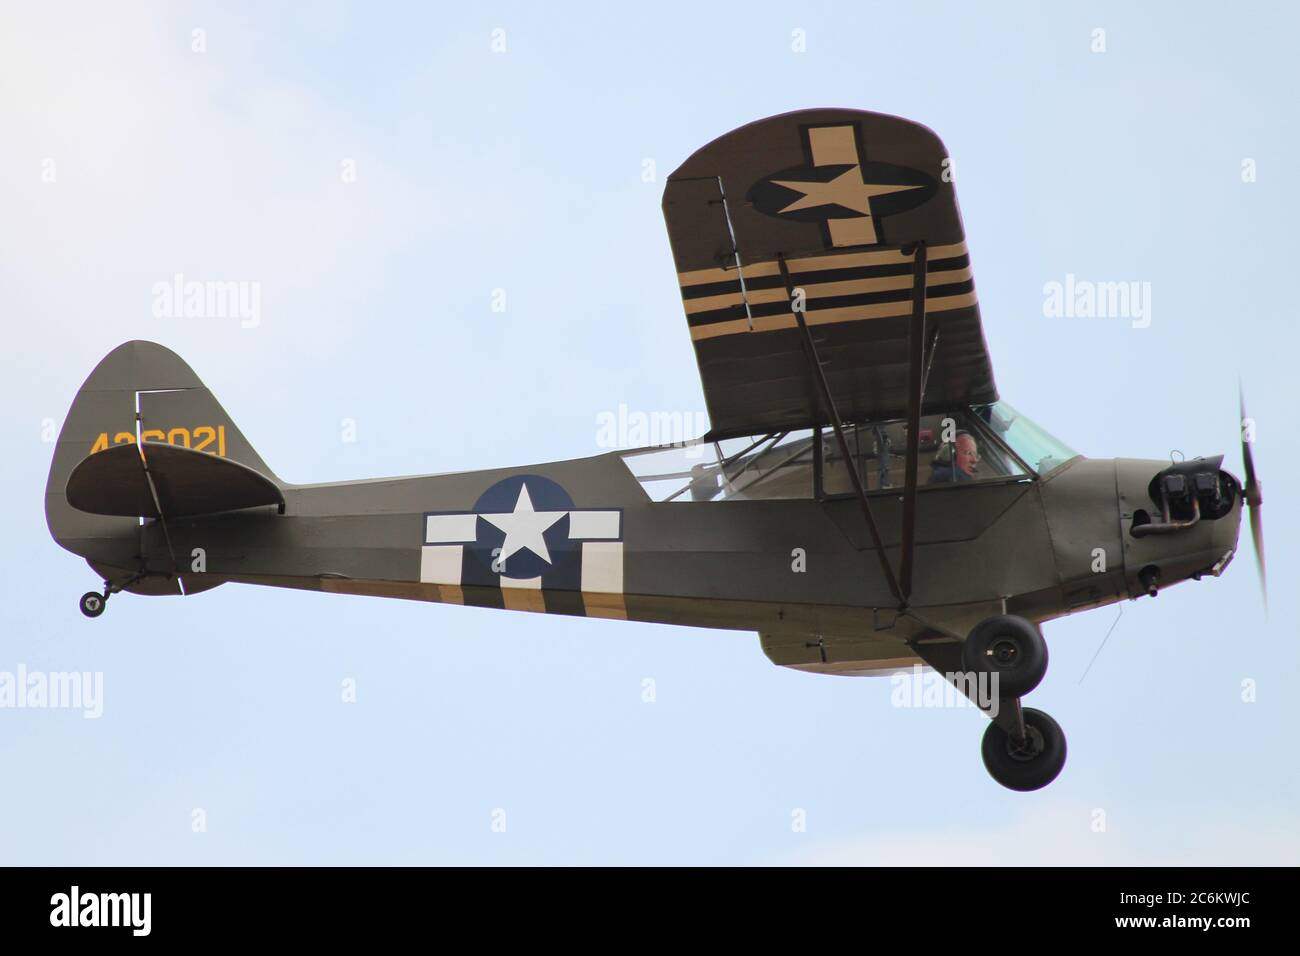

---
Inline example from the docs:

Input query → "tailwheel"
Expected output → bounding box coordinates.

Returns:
[981,707,1067,792]
[961,614,1048,698]
[79,591,107,618]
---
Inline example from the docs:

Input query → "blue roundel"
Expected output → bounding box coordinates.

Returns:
[468,474,575,581]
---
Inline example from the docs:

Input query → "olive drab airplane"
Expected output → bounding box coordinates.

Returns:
[46,109,1265,791]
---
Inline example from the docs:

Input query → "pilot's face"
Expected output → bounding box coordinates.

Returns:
[955,434,979,476]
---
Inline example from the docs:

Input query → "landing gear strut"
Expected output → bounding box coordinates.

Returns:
[912,613,1067,791]
[964,615,1063,791]
[78,573,143,618]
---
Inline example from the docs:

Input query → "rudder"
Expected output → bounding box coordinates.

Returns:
[45,340,277,585]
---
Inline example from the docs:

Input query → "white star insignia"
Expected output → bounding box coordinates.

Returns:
[480,483,567,566]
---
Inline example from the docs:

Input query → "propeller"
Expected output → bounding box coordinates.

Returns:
[1239,385,1266,609]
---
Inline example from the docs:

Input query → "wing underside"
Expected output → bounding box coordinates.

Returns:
[662,109,997,438]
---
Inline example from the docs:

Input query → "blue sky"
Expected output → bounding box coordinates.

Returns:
[1,0,1297,864]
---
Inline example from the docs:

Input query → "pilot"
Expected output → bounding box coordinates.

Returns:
[688,462,721,501]
[930,430,979,483]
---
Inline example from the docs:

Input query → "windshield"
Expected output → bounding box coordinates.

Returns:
[975,401,1078,476]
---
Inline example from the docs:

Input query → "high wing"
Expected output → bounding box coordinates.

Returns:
[662,108,997,439]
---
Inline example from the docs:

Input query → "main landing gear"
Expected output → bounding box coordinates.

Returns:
[980,704,1067,792]
[961,614,1064,791]
[79,573,143,619]
[961,614,1048,698]
[79,591,106,618]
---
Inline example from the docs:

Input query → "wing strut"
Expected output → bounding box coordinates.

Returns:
[898,242,928,600]
[777,255,904,607]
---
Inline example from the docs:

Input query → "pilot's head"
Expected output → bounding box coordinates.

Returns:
[955,431,979,477]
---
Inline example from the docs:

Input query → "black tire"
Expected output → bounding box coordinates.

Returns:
[961,614,1048,698]
[981,707,1067,792]
[79,592,105,618]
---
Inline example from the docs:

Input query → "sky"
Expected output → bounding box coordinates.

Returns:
[1,0,1297,865]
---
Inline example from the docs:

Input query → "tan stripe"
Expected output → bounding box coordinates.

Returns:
[320,579,465,606]
[682,290,749,316]
[583,591,628,620]
[685,265,972,316]
[797,265,973,300]
[828,217,878,247]
[691,291,978,341]
[808,125,859,166]
[501,584,546,613]
[676,264,742,286]
[743,286,799,306]
[691,318,753,341]
[435,584,465,605]
[735,260,783,279]
[683,285,789,315]
[676,241,968,289]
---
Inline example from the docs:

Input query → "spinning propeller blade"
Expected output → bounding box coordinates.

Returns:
[1239,385,1266,609]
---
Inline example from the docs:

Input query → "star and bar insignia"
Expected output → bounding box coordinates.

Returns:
[747,124,937,247]
[420,474,625,618]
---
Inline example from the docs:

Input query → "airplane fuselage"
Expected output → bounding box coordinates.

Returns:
[103,449,1239,676]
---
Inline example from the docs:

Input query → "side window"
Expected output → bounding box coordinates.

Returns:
[621,431,817,501]
[821,423,899,494]
[719,432,816,499]
[818,411,1026,496]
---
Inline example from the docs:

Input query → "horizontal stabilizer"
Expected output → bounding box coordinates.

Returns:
[66,442,284,519]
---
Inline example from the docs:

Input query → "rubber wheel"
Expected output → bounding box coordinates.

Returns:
[981,707,1067,792]
[961,614,1048,698]
[79,592,105,618]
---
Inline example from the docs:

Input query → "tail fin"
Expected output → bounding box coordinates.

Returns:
[45,340,277,573]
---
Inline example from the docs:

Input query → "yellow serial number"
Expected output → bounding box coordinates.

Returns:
[90,425,227,457]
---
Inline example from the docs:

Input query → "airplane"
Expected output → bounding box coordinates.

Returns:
[45,108,1264,792]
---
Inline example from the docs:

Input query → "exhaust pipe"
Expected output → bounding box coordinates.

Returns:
[1138,565,1160,598]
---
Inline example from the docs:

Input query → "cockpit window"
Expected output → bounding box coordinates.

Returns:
[619,403,1071,501]
[974,401,1078,477]
[620,431,816,502]
[821,409,1027,494]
